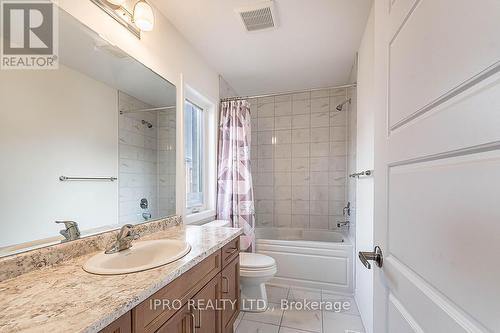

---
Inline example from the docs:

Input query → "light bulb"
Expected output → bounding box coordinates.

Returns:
[133,0,154,31]
[106,0,126,6]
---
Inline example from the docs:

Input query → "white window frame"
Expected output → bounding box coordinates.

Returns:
[184,99,205,211]
[183,85,217,224]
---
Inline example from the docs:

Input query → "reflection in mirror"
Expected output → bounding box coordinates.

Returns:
[0,8,176,257]
[118,93,177,224]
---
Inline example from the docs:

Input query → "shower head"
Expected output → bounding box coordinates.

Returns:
[141,120,153,128]
[336,98,352,111]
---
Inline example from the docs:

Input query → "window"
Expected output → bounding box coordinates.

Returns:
[184,99,204,212]
[183,85,216,224]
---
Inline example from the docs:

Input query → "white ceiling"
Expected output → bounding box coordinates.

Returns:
[153,0,372,96]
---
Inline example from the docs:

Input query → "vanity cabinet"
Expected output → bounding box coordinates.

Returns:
[99,237,240,333]
[155,304,191,333]
[100,312,132,333]
[221,257,240,333]
[190,272,222,333]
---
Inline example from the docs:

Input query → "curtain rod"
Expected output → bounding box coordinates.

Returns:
[119,106,176,114]
[220,83,357,102]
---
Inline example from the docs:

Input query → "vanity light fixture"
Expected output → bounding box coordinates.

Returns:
[90,0,155,38]
[133,0,155,32]
[106,0,126,5]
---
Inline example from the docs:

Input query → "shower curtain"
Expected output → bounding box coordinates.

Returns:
[216,100,256,251]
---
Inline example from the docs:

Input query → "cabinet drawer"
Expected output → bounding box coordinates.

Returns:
[133,252,221,333]
[221,237,240,268]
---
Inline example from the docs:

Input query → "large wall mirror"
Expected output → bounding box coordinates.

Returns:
[0,8,177,257]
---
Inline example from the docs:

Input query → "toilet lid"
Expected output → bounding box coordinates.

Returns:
[204,220,231,228]
[239,252,276,269]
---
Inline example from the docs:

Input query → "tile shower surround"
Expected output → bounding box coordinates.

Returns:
[251,88,349,230]
[119,92,176,224]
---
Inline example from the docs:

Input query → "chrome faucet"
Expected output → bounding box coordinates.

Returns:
[105,224,140,254]
[343,202,351,217]
[337,221,350,229]
[55,221,80,242]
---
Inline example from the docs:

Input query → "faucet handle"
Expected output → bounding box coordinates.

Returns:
[55,221,80,241]
[117,224,140,242]
[105,224,139,254]
[55,220,78,228]
[337,221,350,228]
[343,202,351,217]
[117,224,134,238]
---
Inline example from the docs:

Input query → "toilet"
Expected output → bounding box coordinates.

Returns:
[204,220,277,312]
[239,252,277,312]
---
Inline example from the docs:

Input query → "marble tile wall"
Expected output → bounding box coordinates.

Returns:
[118,93,176,224]
[158,109,176,217]
[119,92,159,224]
[251,88,349,230]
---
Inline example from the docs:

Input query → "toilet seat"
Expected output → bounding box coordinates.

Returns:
[204,220,231,228]
[240,253,277,277]
[240,253,276,269]
[240,266,277,278]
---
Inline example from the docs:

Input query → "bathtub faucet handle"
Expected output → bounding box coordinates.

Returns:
[337,221,350,229]
[343,202,351,216]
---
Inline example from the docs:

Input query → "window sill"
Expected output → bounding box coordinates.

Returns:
[184,209,216,225]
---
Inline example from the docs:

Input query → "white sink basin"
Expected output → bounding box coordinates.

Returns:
[83,239,191,275]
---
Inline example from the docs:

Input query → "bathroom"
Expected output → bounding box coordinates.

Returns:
[0,1,499,333]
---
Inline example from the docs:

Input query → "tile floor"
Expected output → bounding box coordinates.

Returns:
[234,284,365,333]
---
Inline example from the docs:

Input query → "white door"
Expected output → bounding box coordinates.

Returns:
[367,1,500,332]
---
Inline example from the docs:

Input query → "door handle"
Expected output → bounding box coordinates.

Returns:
[225,247,238,256]
[190,307,201,330]
[222,276,229,293]
[189,312,196,333]
[358,246,383,269]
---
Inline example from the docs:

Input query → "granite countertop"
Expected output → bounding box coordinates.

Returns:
[0,225,242,333]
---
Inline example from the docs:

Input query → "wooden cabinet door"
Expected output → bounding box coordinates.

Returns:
[191,274,222,333]
[221,257,240,333]
[155,305,193,333]
[99,312,131,333]
[133,252,221,333]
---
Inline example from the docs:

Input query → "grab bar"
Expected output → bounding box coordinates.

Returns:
[349,170,373,178]
[59,176,117,182]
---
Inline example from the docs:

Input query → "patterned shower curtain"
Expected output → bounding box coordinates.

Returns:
[216,100,256,251]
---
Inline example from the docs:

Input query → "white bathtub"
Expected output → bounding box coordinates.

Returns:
[256,228,353,294]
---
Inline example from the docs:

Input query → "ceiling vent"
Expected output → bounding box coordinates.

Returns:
[236,1,277,32]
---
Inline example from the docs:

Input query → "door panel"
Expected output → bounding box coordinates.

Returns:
[388,151,500,330]
[155,305,192,333]
[387,294,424,333]
[373,0,500,332]
[388,0,500,129]
[221,257,240,333]
[388,71,500,163]
[386,259,476,333]
[191,274,221,333]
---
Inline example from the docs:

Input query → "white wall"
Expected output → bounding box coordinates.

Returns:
[219,75,238,99]
[0,65,118,247]
[354,5,375,333]
[56,0,220,217]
